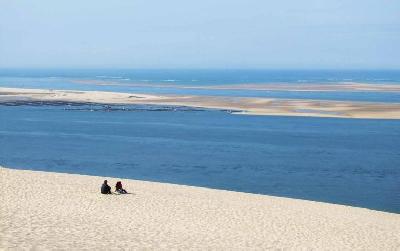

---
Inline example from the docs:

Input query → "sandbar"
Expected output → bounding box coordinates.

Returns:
[72,79,400,92]
[1,87,400,119]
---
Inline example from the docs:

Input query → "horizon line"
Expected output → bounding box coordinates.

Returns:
[1,67,400,71]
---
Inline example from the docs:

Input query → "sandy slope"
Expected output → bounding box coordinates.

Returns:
[1,87,400,119]
[1,167,399,250]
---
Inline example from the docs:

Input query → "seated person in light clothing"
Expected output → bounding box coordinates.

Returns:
[115,181,127,194]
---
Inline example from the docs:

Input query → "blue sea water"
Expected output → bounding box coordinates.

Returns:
[0,69,399,213]
[2,69,400,84]
[1,69,400,103]
[0,105,399,213]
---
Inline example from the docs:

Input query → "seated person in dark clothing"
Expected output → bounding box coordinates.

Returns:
[101,180,112,194]
[115,181,127,194]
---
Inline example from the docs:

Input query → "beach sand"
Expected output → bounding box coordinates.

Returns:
[1,87,400,119]
[1,167,399,250]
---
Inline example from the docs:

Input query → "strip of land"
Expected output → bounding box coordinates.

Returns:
[1,167,399,250]
[72,79,400,92]
[1,87,400,119]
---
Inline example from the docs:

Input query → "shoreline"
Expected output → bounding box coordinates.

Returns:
[1,166,399,249]
[1,87,400,119]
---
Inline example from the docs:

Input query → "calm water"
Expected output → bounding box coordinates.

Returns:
[1,69,400,213]
[2,69,400,84]
[0,105,399,213]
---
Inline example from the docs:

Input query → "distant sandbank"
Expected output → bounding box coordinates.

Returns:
[1,167,399,250]
[1,87,400,119]
[72,79,400,92]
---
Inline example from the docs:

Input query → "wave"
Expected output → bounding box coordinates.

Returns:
[95,76,124,79]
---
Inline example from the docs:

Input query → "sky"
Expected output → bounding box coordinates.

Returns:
[0,0,399,69]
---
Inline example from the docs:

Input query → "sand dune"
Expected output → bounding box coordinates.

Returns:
[1,87,400,119]
[1,167,399,250]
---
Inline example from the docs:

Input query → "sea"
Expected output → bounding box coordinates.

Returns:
[0,69,399,213]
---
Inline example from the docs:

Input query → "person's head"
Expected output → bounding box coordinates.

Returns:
[104,180,108,184]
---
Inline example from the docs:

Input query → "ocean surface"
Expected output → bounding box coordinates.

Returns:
[0,69,399,213]
[1,69,400,102]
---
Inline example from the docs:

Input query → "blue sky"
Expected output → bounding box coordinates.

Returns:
[0,0,399,69]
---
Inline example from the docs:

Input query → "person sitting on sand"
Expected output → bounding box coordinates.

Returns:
[101,180,112,194]
[115,181,127,194]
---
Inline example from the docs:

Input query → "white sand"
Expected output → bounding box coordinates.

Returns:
[1,167,399,250]
[2,87,400,119]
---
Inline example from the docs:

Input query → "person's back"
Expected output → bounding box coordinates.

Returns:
[101,180,111,194]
